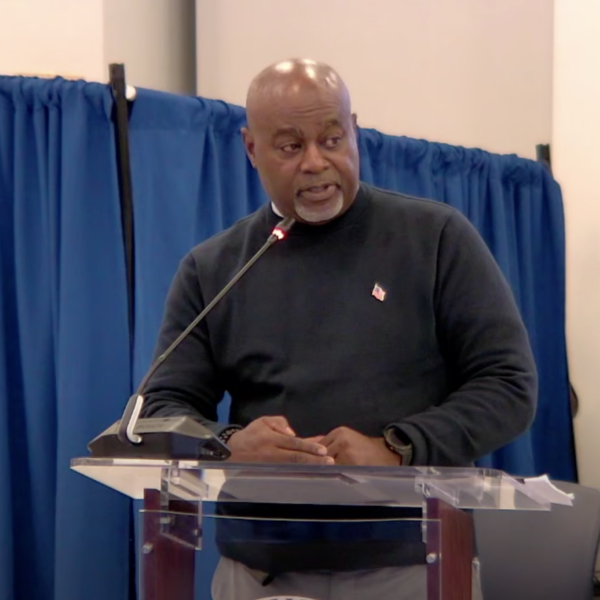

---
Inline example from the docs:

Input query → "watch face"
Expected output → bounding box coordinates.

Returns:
[384,427,405,448]
[384,428,413,465]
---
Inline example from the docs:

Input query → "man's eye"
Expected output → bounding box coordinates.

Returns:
[324,136,341,149]
[281,143,302,153]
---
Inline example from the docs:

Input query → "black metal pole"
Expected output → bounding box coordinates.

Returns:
[536,143,552,173]
[109,63,136,359]
[108,62,137,600]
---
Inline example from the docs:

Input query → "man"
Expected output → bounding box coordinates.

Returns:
[143,59,537,599]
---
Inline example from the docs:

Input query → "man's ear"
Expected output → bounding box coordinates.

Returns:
[241,127,257,168]
[351,113,358,132]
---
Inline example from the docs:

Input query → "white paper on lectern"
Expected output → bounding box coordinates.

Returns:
[521,474,574,506]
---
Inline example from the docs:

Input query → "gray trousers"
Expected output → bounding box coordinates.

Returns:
[211,557,483,600]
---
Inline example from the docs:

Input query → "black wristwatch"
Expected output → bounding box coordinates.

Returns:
[383,425,413,466]
[218,426,242,445]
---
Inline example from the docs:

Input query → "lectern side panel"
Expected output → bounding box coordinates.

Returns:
[424,519,441,600]
[426,498,474,600]
[140,489,198,600]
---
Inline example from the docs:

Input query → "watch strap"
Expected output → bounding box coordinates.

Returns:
[218,426,243,445]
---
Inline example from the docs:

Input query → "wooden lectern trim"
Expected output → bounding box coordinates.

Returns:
[142,489,197,600]
[426,498,474,600]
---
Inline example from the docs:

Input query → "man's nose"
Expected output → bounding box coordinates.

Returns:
[300,143,329,173]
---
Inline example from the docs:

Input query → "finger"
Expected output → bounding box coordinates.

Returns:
[263,416,296,436]
[304,435,324,444]
[321,427,345,448]
[324,437,344,459]
[326,442,355,465]
[280,450,335,465]
[275,433,328,456]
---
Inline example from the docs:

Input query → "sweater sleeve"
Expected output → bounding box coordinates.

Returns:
[393,210,538,466]
[140,252,233,436]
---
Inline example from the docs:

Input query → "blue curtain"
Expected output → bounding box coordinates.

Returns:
[130,88,575,482]
[0,77,131,600]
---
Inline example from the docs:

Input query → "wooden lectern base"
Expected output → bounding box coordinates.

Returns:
[141,489,196,600]
[426,497,474,600]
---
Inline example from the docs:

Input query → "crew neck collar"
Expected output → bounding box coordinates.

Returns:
[265,184,370,236]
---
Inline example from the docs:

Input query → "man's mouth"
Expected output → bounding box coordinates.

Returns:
[298,183,339,201]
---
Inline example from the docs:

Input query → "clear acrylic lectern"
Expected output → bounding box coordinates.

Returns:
[71,459,550,600]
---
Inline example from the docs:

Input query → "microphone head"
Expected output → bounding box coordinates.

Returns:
[271,217,295,240]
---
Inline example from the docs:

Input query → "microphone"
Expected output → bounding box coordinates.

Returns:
[87,216,295,460]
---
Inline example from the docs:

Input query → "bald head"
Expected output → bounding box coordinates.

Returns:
[246,59,351,130]
[242,59,360,225]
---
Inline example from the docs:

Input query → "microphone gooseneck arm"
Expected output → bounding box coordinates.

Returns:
[116,216,295,445]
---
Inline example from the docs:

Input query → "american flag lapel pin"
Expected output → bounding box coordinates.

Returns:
[372,283,386,302]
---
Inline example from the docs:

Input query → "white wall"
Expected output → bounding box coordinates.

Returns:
[103,0,196,94]
[0,0,105,81]
[553,0,600,490]
[0,0,196,94]
[195,0,553,159]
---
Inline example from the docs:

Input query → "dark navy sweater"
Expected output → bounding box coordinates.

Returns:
[143,183,537,572]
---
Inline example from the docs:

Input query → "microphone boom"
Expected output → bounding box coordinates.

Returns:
[87,216,295,460]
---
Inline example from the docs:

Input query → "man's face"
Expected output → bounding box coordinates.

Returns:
[242,86,360,225]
